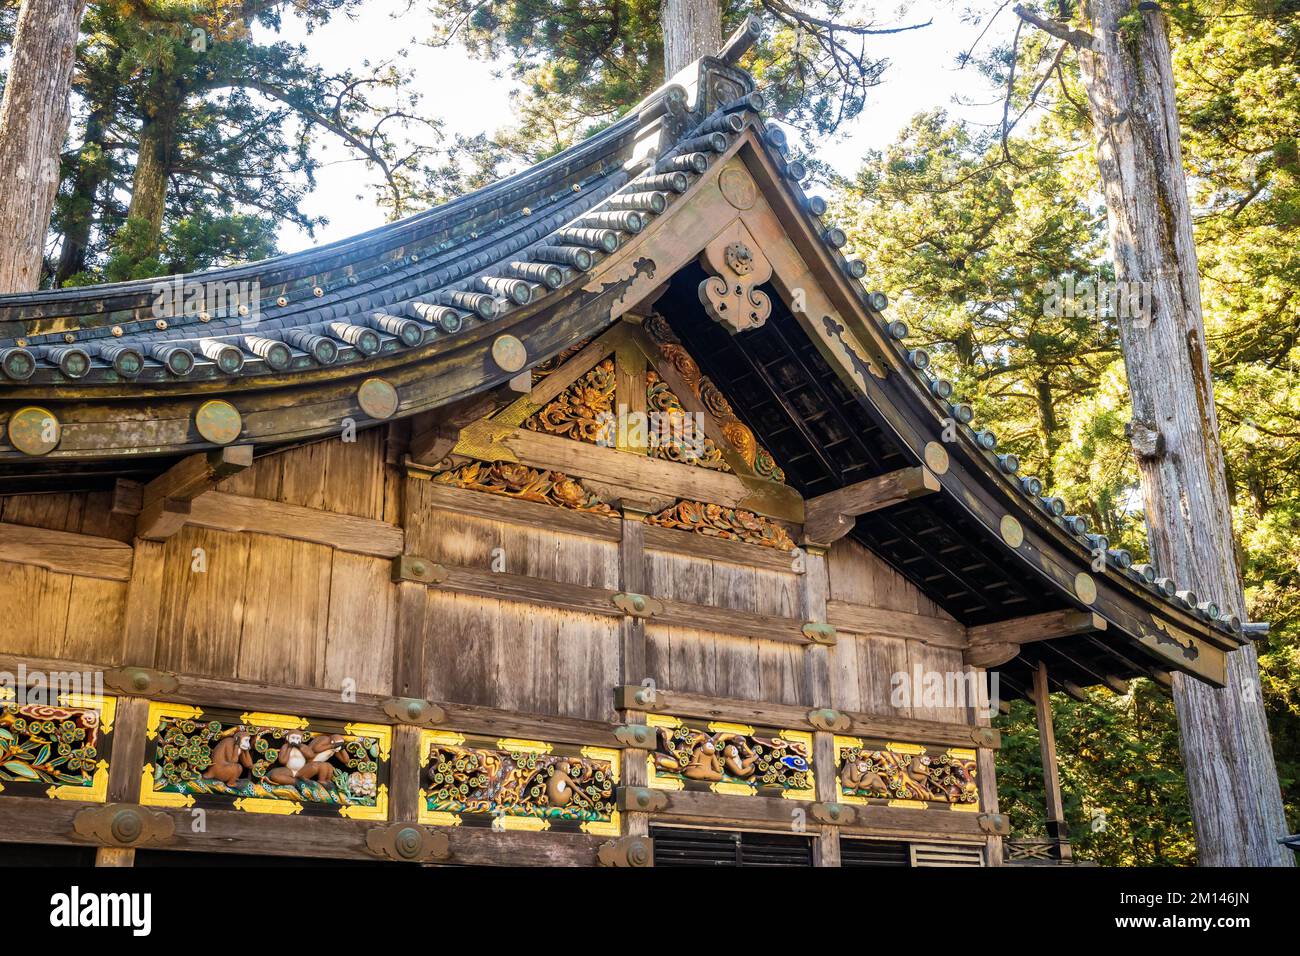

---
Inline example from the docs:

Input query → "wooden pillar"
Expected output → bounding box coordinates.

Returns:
[971,670,1003,867]
[94,695,150,867]
[801,548,840,866]
[1032,662,1071,861]
[389,724,424,823]
[618,504,651,840]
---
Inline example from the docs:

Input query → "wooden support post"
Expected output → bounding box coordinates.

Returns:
[94,695,150,867]
[618,503,651,840]
[802,466,940,547]
[1032,661,1071,861]
[391,581,429,700]
[801,547,840,866]
[970,670,1003,867]
[136,444,253,540]
[389,724,424,823]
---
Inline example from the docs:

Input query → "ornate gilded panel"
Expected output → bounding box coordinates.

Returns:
[646,370,731,471]
[141,704,390,819]
[525,356,615,443]
[646,715,814,798]
[419,731,619,835]
[0,689,114,802]
[645,500,795,551]
[834,736,979,811]
[432,460,617,515]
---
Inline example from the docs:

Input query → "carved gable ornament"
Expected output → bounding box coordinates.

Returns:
[698,220,772,334]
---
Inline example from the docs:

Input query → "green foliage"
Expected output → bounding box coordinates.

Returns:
[840,0,1300,860]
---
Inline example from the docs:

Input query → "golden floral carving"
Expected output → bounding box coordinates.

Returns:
[531,336,594,382]
[525,357,615,444]
[433,461,617,515]
[646,371,730,471]
[645,500,795,551]
[643,317,786,483]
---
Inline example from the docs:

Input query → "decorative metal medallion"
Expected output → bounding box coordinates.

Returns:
[357,377,400,420]
[1000,514,1024,548]
[0,688,114,802]
[718,165,757,210]
[141,704,390,819]
[724,241,755,276]
[492,334,527,373]
[194,399,242,445]
[924,441,950,475]
[1074,571,1098,605]
[419,731,620,835]
[6,406,61,456]
[646,715,815,797]
[835,735,979,811]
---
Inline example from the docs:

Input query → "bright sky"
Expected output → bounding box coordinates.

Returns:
[268,0,1014,252]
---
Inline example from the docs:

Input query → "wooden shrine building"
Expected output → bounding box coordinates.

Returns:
[0,26,1248,867]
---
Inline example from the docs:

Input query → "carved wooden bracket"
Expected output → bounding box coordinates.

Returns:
[612,592,663,619]
[617,786,670,813]
[806,707,851,733]
[391,555,447,585]
[613,684,659,711]
[597,835,654,867]
[978,813,1010,836]
[381,697,448,728]
[613,724,657,749]
[964,642,1019,669]
[365,823,451,863]
[810,802,856,826]
[104,666,180,697]
[72,804,175,848]
[801,622,838,646]
[697,220,772,333]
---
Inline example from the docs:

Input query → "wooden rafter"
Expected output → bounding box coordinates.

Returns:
[132,445,253,540]
[802,466,941,547]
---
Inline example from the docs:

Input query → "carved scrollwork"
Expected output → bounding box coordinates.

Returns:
[698,221,772,333]
[646,715,814,796]
[645,499,795,551]
[525,357,615,444]
[433,461,618,516]
[835,736,980,810]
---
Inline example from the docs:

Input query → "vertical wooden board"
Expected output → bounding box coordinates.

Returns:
[556,609,621,721]
[236,535,333,687]
[60,577,128,664]
[859,635,910,718]
[153,527,250,678]
[0,560,72,656]
[906,643,969,724]
[828,537,950,617]
[494,598,552,715]
[709,632,761,700]
[277,429,387,520]
[757,638,809,706]
[407,507,501,568]
[645,623,671,691]
[754,567,801,618]
[121,538,165,665]
[421,590,500,707]
[216,447,283,500]
[666,626,717,697]
[323,551,396,696]
[0,493,85,533]
[831,634,864,712]
[505,520,558,582]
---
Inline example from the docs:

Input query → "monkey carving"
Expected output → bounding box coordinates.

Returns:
[839,754,888,796]
[204,729,254,787]
[266,730,312,786]
[297,733,349,786]
[544,759,591,809]
[722,740,758,779]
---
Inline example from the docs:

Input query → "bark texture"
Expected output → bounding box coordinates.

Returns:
[661,0,723,76]
[0,0,89,292]
[1072,0,1290,866]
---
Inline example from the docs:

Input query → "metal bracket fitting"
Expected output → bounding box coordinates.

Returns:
[614,724,657,749]
[806,707,851,733]
[365,823,451,863]
[391,555,447,584]
[802,622,838,646]
[381,697,448,728]
[597,835,654,867]
[617,786,670,813]
[612,592,663,618]
[72,804,175,848]
[103,666,179,697]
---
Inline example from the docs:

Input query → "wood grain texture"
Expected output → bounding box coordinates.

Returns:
[0,521,133,581]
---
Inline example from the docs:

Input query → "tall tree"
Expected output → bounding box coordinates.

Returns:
[1009,0,1290,866]
[0,0,89,292]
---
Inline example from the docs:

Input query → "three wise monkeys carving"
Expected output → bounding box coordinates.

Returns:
[204,728,350,788]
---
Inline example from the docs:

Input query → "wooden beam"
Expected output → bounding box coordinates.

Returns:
[137,445,253,540]
[408,389,512,465]
[826,600,965,648]
[968,609,1106,647]
[802,466,940,546]
[0,522,133,581]
[185,491,404,558]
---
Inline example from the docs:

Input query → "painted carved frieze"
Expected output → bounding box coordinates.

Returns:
[647,715,814,798]
[432,460,618,516]
[646,370,731,471]
[141,704,390,819]
[645,499,795,551]
[835,736,979,811]
[0,690,114,802]
[419,731,620,835]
